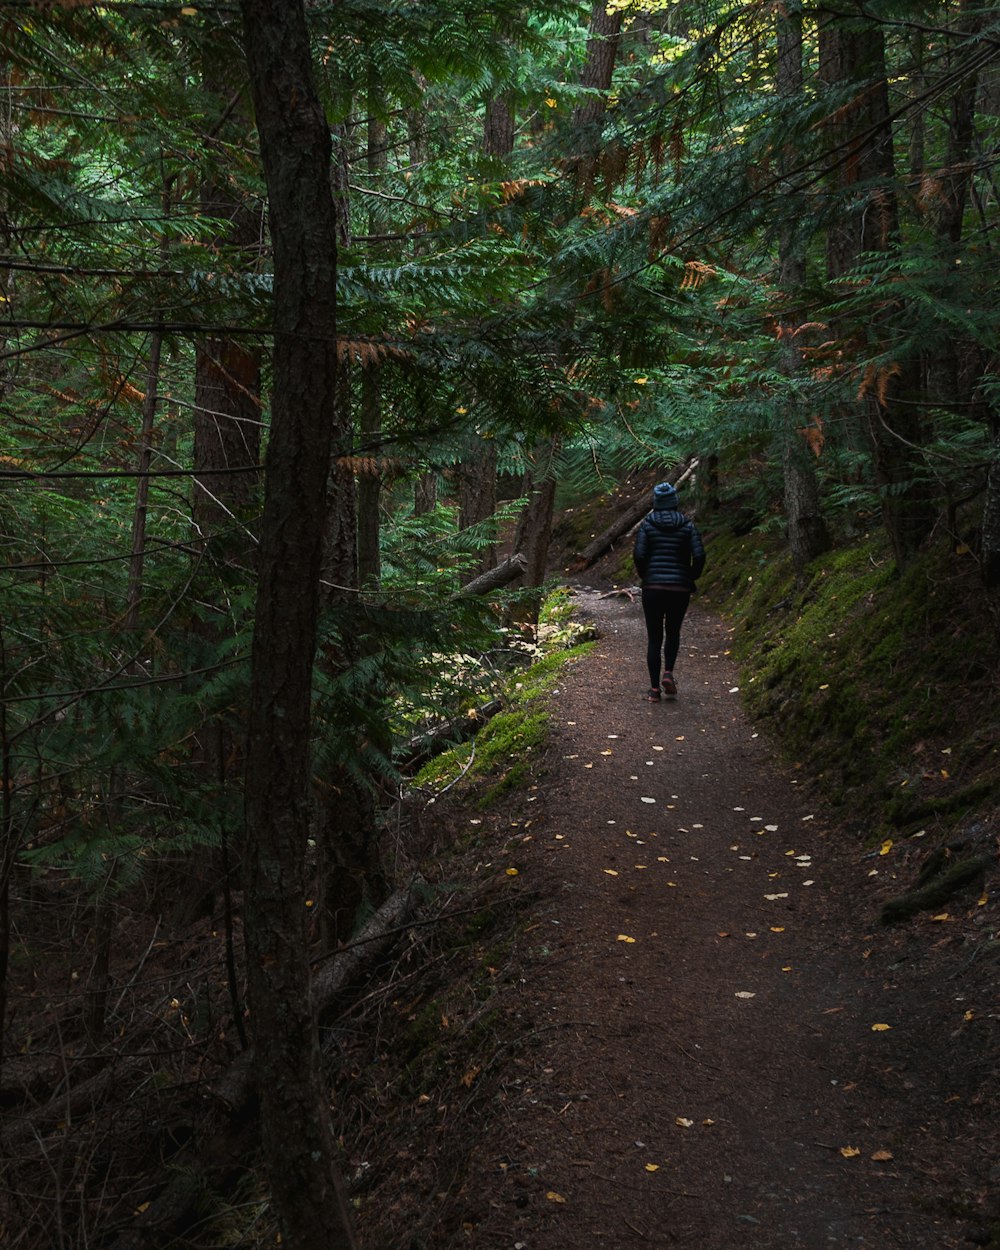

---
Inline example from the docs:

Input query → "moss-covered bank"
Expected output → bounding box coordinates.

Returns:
[700,527,1000,841]
[414,590,595,808]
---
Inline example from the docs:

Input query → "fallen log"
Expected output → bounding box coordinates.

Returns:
[110,877,427,1249]
[456,552,528,598]
[572,458,698,570]
[397,700,504,772]
[212,874,427,1111]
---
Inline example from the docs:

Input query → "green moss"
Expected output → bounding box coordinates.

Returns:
[474,708,550,805]
[710,527,999,835]
[538,586,574,628]
[412,602,594,807]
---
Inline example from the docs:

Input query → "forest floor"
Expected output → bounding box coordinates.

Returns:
[442,587,999,1250]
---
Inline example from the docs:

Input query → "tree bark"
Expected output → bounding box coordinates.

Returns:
[981,407,1000,639]
[238,3,357,1247]
[484,96,514,157]
[357,91,386,590]
[573,492,652,568]
[456,552,528,598]
[210,875,427,1115]
[818,7,931,568]
[512,439,559,611]
[777,2,829,583]
[193,23,262,568]
[192,339,261,561]
[457,435,499,581]
[453,91,516,584]
[572,461,696,569]
[924,0,984,413]
[575,1,624,133]
[414,470,437,515]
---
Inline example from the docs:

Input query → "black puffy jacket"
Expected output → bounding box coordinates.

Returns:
[633,509,706,590]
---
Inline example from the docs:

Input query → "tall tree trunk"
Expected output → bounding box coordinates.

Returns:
[407,93,438,519]
[414,469,437,515]
[238,3,357,1247]
[575,1,624,133]
[924,0,984,410]
[357,91,386,590]
[124,331,163,631]
[570,1,625,196]
[193,24,262,568]
[454,91,516,583]
[457,435,499,580]
[357,367,382,587]
[315,116,378,948]
[982,419,1000,633]
[192,339,262,562]
[0,631,13,1082]
[126,175,174,632]
[777,1,829,582]
[185,42,265,928]
[512,438,559,618]
[819,7,931,568]
[484,95,514,156]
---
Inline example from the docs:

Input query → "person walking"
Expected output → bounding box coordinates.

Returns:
[633,480,706,702]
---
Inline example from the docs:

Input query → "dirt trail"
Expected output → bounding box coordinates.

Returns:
[464,590,992,1249]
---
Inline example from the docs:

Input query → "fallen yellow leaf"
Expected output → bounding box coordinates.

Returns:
[964,1010,974,1021]
[871,1149,893,1162]
[675,1117,694,1128]
[603,869,619,876]
[931,913,950,922]
[840,1146,861,1158]
[617,934,636,944]
[645,1163,659,1172]
[506,868,519,876]
[871,1023,892,1032]
[546,1191,566,1203]
[879,839,893,856]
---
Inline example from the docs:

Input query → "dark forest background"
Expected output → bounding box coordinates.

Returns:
[0,2,997,1246]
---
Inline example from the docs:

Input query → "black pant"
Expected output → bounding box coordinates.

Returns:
[641,588,691,687]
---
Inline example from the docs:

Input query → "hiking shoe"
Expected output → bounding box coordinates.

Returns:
[645,688,661,702]
[661,672,677,700]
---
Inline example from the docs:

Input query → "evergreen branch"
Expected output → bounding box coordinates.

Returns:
[1,655,247,708]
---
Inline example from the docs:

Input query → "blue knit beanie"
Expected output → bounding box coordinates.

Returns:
[653,481,678,509]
